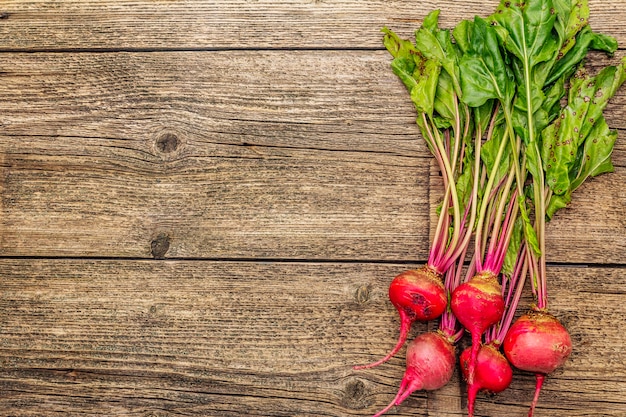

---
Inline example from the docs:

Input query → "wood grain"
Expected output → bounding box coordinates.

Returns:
[0,1,624,50]
[0,260,624,416]
[1,51,625,261]
[2,1,626,415]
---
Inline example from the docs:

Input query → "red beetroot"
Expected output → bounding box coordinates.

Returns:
[355,267,447,370]
[460,343,513,417]
[503,311,572,417]
[450,272,505,384]
[371,331,456,417]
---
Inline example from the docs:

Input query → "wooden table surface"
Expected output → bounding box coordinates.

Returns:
[1,1,625,416]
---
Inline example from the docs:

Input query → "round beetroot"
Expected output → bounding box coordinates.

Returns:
[450,271,505,384]
[355,267,446,370]
[371,331,456,417]
[460,343,513,417]
[503,311,572,417]
[503,311,572,374]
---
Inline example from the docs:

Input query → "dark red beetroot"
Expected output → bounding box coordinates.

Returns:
[450,271,505,384]
[371,331,456,417]
[355,267,447,370]
[460,343,513,417]
[503,311,572,417]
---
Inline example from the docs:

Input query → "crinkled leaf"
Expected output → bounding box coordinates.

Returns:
[546,192,571,219]
[382,27,417,59]
[590,33,618,54]
[569,116,616,191]
[415,11,462,95]
[409,58,442,117]
[433,115,453,130]
[545,59,626,194]
[547,26,617,85]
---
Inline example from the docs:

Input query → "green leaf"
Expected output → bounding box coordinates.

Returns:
[455,162,474,213]
[452,19,473,55]
[481,123,510,182]
[408,58,442,117]
[475,99,497,135]
[422,9,440,33]
[382,27,417,59]
[569,116,616,191]
[389,57,418,92]
[590,33,618,54]
[526,142,543,183]
[415,11,462,95]
[546,192,571,219]
[434,70,457,123]
[553,0,589,57]
[542,58,626,195]
[547,26,617,85]
[544,57,626,196]
[459,16,513,107]
[502,216,523,277]
[520,201,541,256]
[491,0,558,67]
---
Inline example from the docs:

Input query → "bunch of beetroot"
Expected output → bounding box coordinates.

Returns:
[354,1,626,416]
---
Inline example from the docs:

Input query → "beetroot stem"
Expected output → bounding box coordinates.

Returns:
[473,128,509,274]
[492,190,520,273]
[492,245,528,344]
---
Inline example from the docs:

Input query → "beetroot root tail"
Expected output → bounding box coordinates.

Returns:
[528,373,546,417]
[466,382,480,417]
[371,379,409,417]
[354,315,410,370]
[466,331,481,386]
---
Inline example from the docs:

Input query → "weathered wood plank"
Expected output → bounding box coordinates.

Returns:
[1,50,625,261]
[1,50,624,151]
[0,0,624,50]
[0,140,431,259]
[0,51,427,156]
[0,260,624,416]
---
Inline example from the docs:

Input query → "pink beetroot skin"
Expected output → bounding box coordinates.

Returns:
[503,311,572,417]
[460,343,513,417]
[450,272,505,384]
[355,266,447,370]
[371,331,456,417]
